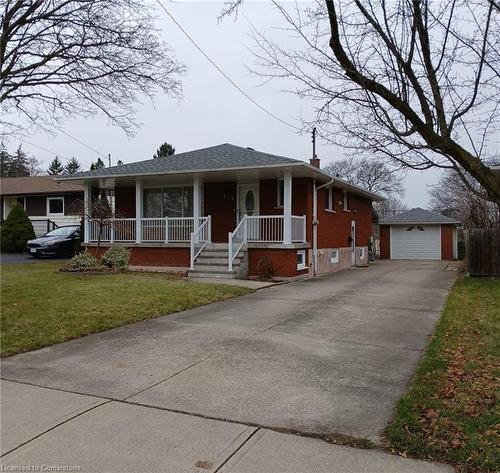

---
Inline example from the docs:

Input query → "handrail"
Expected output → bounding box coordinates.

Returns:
[228,215,247,271]
[190,216,211,270]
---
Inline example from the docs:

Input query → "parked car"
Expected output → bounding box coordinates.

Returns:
[27,225,81,258]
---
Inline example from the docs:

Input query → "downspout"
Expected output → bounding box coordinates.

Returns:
[313,178,334,277]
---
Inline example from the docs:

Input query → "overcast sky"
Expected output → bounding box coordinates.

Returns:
[15,0,442,208]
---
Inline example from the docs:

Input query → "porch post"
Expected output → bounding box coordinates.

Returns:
[193,175,201,233]
[283,170,292,244]
[135,179,142,243]
[83,182,91,243]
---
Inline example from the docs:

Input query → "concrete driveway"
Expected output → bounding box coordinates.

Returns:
[1,261,455,472]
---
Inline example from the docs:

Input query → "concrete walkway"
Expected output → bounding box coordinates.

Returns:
[1,261,456,472]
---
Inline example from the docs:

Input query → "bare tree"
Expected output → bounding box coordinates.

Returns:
[1,0,184,135]
[374,196,409,220]
[323,157,405,197]
[430,169,499,228]
[221,0,500,205]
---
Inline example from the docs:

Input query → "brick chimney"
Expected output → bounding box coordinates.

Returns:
[310,155,320,168]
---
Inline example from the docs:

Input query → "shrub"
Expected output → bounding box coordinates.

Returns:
[101,246,130,270]
[65,251,98,270]
[0,203,35,252]
[256,256,273,280]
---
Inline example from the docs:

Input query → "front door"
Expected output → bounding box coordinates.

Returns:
[351,220,356,266]
[237,184,259,222]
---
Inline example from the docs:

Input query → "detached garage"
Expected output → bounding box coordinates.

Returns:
[379,208,460,260]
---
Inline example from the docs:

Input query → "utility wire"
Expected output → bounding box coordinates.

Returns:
[21,139,72,162]
[154,0,301,131]
[59,129,107,158]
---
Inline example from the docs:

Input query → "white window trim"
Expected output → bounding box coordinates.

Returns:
[343,190,350,211]
[276,178,284,208]
[143,185,195,218]
[325,187,334,212]
[330,248,339,263]
[47,196,64,216]
[297,249,306,270]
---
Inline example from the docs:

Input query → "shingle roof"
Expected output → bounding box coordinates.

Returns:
[59,143,299,179]
[0,176,83,196]
[379,207,460,225]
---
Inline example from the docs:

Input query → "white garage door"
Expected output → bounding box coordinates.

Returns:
[391,225,441,260]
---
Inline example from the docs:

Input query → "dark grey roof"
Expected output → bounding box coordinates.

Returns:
[379,207,460,225]
[59,143,299,179]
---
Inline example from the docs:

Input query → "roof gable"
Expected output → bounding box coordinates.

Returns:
[379,207,460,224]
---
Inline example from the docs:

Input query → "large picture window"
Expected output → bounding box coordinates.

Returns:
[143,186,193,218]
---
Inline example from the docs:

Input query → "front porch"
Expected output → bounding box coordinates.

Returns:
[83,171,309,277]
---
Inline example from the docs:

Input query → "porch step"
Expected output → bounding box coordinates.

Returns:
[188,268,237,279]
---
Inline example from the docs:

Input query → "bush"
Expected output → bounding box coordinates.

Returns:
[0,203,35,252]
[101,246,130,270]
[65,251,98,270]
[256,256,273,280]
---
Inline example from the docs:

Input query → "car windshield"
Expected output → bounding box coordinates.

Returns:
[45,227,79,237]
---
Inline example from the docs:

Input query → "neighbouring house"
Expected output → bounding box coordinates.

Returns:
[0,176,83,237]
[379,207,460,261]
[56,143,382,279]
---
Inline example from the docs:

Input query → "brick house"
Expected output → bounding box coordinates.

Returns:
[57,144,381,279]
[0,176,83,236]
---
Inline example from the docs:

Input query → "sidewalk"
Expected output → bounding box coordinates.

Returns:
[1,380,452,473]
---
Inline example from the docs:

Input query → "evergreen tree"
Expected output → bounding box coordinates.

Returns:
[90,157,105,170]
[0,203,35,252]
[0,142,10,177]
[64,157,82,174]
[47,156,64,175]
[1,145,30,177]
[153,142,175,159]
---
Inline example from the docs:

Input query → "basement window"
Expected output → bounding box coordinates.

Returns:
[330,248,339,263]
[297,250,306,270]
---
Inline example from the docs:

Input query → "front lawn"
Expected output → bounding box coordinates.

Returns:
[1,262,252,357]
[385,277,499,472]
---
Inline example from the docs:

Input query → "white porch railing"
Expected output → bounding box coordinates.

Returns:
[89,217,208,243]
[228,216,248,272]
[190,216,211,269]
[228,215,307,270]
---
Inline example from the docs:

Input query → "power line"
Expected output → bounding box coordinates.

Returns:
[59,129,107,158]
[154,0,301,131]
[20,139,72,162]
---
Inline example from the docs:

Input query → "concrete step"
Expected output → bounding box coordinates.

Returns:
[196,257,241,265]
[198,251,247,259]
[188,269,237,279]
[204,243,229,250]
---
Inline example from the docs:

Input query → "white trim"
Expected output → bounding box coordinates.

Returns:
[325,187,333,211]
[135,179,142,243]
[453,227,458,259]
[47,196,64,216]
[351,220,356,265]
[343,190,349,211]
[297,249,306,270]
[236,182,260,223]
[283,170,292,244]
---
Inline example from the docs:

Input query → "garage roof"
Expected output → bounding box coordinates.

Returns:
[379,207,460,225]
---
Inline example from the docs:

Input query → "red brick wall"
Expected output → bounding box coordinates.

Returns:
[115,187,135,218]
[379,225,390,259]
[441,224,455,260]
[317,187,373,249]
[204,181,236,243]
[248,248,308,278]
[87,246,190,267]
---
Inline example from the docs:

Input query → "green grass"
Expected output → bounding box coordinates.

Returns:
[1,262,253,357]
[385,277,500,472]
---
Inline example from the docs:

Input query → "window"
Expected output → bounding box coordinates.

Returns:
[47,197,64,215]
[16,197,26,209]
[330,248,339,263]
[276,179,284,208]
[343,190,349,211]
[324,187,334,211]
[297,249,306,270]
[143,186,193,217]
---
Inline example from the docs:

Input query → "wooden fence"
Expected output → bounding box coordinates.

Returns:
[463,228,500,277]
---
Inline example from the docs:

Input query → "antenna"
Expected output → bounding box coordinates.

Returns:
[312,127,317,159]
